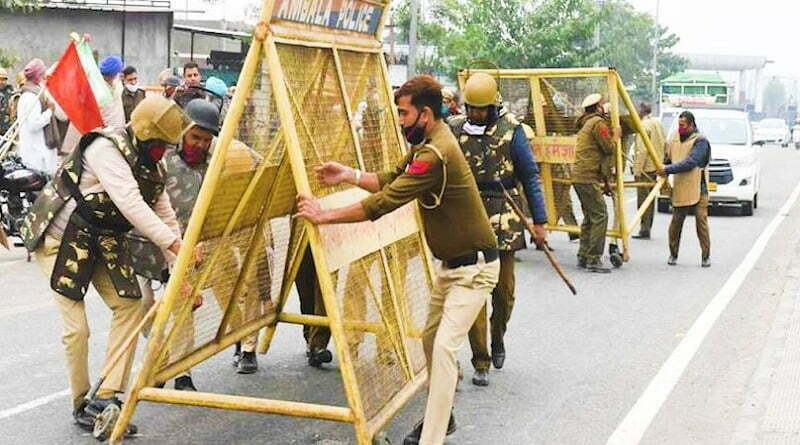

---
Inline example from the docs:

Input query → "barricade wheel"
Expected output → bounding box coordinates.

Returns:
[610,253,623,268]
[92,404,120,442]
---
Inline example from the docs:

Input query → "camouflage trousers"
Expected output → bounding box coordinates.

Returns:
[35,236,143,409]
[468,250,516,370]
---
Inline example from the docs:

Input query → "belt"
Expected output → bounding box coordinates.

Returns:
[443,248,499,269]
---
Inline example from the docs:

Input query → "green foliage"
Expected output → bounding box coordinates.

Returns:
[0,0,40,12]
[392,0,686,101]
[0,49,18,69]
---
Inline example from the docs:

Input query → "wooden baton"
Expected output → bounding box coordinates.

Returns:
[498,183,577,295]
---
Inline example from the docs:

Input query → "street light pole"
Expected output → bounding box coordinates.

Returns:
[408,0,419,78]
[652,0,661,114]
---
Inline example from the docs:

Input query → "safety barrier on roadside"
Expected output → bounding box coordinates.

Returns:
[112,1,433,443]
[458,67,666,264]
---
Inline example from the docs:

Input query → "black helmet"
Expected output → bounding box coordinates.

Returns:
[184,98,221,136]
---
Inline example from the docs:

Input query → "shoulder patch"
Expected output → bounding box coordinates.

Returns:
[598,125,611,139]
[406,160,432,175]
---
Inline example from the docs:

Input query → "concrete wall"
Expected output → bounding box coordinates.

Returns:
[0,8,171,85]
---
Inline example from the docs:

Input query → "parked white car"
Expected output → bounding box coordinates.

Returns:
[753,118,790,146]
[658,107,761,216]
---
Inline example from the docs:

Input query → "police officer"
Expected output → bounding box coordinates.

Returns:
[448,73,547,387]
[632,102,666,239]
[656,110,711,267]
[0,67,13,135]
[296,75,499,445]
[20,96,190,434]
[130,99,262,379]
[552,163,580,241]
[572,93,621,273]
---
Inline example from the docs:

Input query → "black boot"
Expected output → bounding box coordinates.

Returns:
[73,404,94,432]
[232,342,242,367]
[237,351,258,374]
[701,257,711,268]
[307,347,333,368]
[632,231,650,240]
[403,413,457,445]
[174,375,197,391]
[668,255,678,266]
[491,343,506,369]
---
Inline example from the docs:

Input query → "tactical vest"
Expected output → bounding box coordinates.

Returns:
[20,130,165,300]
[668,132,709,207]
[450,113,528,251]
[128,143,208,281]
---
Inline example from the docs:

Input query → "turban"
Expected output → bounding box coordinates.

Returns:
[23,58,47,81]
[99,56,124,76]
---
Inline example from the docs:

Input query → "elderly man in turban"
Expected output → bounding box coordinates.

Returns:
[98,55,126,133]
[17,58,58,174]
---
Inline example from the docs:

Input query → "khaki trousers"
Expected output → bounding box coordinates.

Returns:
[574,183,608,262]
[35,236,143,408]
[420,257,500,445]
[468,251,515,370]
[669,194,711,259]
[635,173,656,234]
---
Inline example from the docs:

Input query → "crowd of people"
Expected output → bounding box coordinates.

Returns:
[0,49,713,444]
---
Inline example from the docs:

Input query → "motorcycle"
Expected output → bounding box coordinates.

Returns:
[0,156,47,247]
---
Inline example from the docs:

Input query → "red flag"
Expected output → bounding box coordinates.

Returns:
[46,41,103,134]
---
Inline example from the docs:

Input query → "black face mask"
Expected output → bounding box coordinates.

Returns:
[402,110,427,145]
[466,105,498,127]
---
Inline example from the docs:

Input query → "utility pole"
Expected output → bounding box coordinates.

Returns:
[408,0,419,78]
[651,0,661,114]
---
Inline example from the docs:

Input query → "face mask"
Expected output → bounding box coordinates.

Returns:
[179,143,207,167]
[441,104,450,118]
[678,126,692,138]
[139,140,168,165]
[402,110,427,145]
[125,83,138,93]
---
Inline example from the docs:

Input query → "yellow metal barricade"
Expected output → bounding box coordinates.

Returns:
[112,1,433,443]
[458,67,666,263]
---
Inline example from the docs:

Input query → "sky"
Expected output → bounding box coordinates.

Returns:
[180,0,800,78]
[629,0,800,78]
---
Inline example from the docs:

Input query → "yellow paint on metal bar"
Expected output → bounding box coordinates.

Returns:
[138,388,355,423]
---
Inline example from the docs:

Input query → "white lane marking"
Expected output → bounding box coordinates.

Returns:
[0,389,70,420]
[607,180,800,445]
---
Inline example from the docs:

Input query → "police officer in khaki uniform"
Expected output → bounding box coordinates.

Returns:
[448,73,547,387]
[20,97,190,434]
[552,163,580,241]
[656,110,711,267]
[572,93,621,273]
[296,75,499,445]
[632,102,666,239]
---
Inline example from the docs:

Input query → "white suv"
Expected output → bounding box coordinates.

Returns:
[657,107,761,216]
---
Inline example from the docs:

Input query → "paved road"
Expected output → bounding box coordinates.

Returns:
[2,145,800,444]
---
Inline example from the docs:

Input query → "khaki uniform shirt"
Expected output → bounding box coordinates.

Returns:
[572,113,616,184]
[361,120,496,260]
[634,115,666,175]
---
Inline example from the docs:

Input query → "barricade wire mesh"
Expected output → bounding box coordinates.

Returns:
[143,38,433,430]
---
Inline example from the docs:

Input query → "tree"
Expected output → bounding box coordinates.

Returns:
[391,0,686,100]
